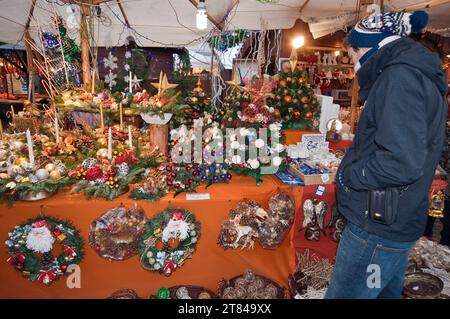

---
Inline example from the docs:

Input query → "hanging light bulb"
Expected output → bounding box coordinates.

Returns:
[196,0,208,30]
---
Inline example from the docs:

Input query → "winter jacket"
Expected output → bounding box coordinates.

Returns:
[337,37,448,242]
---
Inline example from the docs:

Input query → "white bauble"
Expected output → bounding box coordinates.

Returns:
[96,149,108,159]
[35,169,49,181]
[231,141,240,149]
[231,155,242,164]
[249,159,260,169]
[49,170,61,180]
[272,156,282,166]
[254,139,265,148]
[6,165,23,177]
[45,163,56,172]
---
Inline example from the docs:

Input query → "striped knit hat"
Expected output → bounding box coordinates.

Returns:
[348,10,429,48]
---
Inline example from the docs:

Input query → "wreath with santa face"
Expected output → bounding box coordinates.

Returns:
[138,208,200,276]
[5,216,84,285]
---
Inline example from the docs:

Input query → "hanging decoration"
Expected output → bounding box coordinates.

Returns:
[5,216,84,285]
[89,204,147,260]
[103,52,118,90]
[208,30,250,52]
[138,207,201,276]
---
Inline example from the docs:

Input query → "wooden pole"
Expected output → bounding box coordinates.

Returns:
[80,1,91,88]
[24,31,35,103]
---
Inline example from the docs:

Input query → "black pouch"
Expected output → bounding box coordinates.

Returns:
[368,188,400,225]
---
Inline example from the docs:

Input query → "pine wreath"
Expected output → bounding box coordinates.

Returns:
[5,215,84,285]
[138,207,200,276]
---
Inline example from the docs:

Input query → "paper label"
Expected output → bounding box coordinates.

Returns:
[321,174,330,183]
[316,185,325,196]
[186,193,210,200]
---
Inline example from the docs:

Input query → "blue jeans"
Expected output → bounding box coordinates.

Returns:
[325,222,415,299]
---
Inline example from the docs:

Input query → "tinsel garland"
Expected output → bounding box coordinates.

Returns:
[5,215,84,285]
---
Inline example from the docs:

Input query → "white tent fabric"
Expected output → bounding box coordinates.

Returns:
[0,0,449,48]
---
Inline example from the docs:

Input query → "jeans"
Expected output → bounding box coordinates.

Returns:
[325,222,416,299]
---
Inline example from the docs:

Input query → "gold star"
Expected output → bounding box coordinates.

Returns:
[151,71,178,97]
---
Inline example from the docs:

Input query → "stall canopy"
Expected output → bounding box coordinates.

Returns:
[0,0,449,49]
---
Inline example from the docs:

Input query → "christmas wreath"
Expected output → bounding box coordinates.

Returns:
[5,216,84,285]
[138,208,200,276]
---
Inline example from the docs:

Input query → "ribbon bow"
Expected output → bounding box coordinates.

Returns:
[7,252,25,265]
[63,245,77,258]
[163,259,176,275]
[37,269,56,284]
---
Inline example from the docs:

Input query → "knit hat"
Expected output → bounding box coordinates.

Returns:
[348,10,429,48]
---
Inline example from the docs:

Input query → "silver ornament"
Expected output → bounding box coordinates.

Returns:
[117,163,129,178]
[82,158,97,169]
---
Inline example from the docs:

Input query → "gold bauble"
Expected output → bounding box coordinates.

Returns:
[45,163,56,172]
[15,157,27,165]
[49,170,61,180]
[97,137,107,146]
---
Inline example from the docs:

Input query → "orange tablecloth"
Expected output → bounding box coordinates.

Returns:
[0,175,301,299]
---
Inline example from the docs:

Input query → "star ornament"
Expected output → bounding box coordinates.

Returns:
[151,71,178,97]
[131,74,143,90]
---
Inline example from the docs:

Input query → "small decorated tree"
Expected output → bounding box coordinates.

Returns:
[267,65,321,130]
[174,78,211,128]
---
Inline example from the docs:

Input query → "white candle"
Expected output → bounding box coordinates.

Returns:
[107,127,112,161]
[54,112,59,143]
[129,71,132,94]
[26,129,34,166]
[128,126,133,149]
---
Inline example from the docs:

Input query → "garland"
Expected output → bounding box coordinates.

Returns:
[208,30,250,52]
[138,208,200,276]
[5,215,84,285]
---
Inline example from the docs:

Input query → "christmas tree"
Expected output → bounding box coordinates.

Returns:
[175,78,211,127]
[267,65,321,130]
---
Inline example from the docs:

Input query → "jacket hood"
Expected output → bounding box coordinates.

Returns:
[357,37,448,101]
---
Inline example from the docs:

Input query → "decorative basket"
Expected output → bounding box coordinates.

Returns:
[12,117,39,134]
[218,270,288,299]
[18,190,56,201]
[403,272,444,299]
[107,288,141,299]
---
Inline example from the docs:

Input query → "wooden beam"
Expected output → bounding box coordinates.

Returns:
[24,31,35,102]
[299,0,310,13]
[400,0,450,11]
[80,1,92,88]
[116,0,130,28]
[25,0,37,31]
[188,0,223,31]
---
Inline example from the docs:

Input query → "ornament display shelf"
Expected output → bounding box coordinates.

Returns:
[0,175,302,298]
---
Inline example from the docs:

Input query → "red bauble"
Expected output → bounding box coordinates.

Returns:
[85,166,103,181]
[167,181,173,186]
[166,165,172,172]
[297,90,303,95]
[184,184,190,189]
[279,80,287,87]
[171,172,177,177]
[284,95,293,103]
[188,179,194,183]
[305,112,313,118]
[174,183,180,188]
[301,96,309,103]
[186,165,192,171]
[60,265,68,272]
[299,77,305,83]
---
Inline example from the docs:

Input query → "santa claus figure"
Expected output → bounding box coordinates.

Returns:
[26,220,55,253]
[162,213,190,242]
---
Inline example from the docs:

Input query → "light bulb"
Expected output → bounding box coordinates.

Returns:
[196,1,208,30]
[292,36,305,49]
[334,51,340,56]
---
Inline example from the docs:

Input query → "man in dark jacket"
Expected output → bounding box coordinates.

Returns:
[325,11,448,299]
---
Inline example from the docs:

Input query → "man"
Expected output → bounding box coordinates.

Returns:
[326,11,448,299]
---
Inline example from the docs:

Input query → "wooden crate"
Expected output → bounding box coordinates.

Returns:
[288,163,336,185]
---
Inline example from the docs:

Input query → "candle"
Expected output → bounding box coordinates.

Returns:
[107,127,112,161]
[128,126,133,149]
[100,104,104,130]
[10,105,14,119]
[54,111,59,143]
[26,129,34,166]
[129,71,132,94]
[91,69,96,94]
[119,103,123,130]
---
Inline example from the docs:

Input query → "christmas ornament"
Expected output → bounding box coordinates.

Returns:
[89,204,147,261]
[138,208,200,276]
[5,216,84,285]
